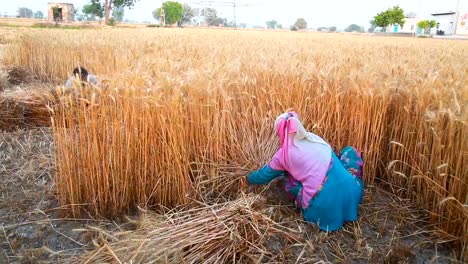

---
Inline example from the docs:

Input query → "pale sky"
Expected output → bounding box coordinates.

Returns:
[1,0,466,29]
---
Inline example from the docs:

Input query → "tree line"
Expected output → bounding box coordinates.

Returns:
[79,1,237,27]
[16,7,44,19]
[14,1,440,33]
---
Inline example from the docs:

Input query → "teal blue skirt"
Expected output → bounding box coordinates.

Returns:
[287,146,364,231]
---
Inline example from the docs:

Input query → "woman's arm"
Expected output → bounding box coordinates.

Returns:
[247,165,285,185]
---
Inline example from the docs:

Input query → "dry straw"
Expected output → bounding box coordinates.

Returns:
[0,86,56,131]
[75,195,293,263]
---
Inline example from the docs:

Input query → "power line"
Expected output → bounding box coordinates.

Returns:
[188,0,251,29]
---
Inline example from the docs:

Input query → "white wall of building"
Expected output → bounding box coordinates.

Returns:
[401,18,418,33]
[432,14,457,35]
[386,18,418,34]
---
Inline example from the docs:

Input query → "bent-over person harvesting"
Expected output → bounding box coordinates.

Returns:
[247,111,364,231]
[65,67,98,88]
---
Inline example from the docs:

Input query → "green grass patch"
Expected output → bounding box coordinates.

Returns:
[0,23,25,28]
[31,23,88,30]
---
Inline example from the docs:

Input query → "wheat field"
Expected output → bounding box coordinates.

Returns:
[5,28,467,255]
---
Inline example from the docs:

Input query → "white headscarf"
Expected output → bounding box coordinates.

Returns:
[274,112,329,147]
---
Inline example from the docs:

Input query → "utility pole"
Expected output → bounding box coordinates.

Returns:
[454,0,460,35]
[233,0,236,29]
[189,1,249,29]
[229,0,249,30]
[160,1,165,27]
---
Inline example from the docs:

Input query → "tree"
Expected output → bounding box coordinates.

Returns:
[74,7,85,21]
[33,11,44,19]
[180,3,197,26]
[107,0,138,23]
[266,20,278,29]
[201,7,218,26]
[293,18,307,30]
[239,23,247,28]
[372,6,405,32]
[164,1,183,25]
[113,6,124,21]
[328,26,337,32]
[152,9,161,21]
[87,0,139,24]
[372,11,387,28]
[277,24,282,29]
[345,24,364,32]
[18,7,33,18]
[417,20,437,35]
[224,20,235,28]
[74,7,84,21]
[317,26,327,31]
[200,7,226,26]
[83,1,104,21]
[153,1,183,26]
[368,20,376,32]
[417,20,428,34]
[387,6,405,26]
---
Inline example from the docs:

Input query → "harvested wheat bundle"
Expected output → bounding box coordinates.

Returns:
[77,195,293,264]
[5,65,35,86]
[20,88,57,127]
[0,87,57,131]
[194,162,252,203]
[0,95,26,130]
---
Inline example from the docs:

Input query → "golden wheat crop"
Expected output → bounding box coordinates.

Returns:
[5,28,467,254]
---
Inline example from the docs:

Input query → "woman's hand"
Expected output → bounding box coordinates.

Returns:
[240,175,248,191]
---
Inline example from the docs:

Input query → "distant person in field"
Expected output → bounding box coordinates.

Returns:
[65,67,98,88]
[247,111,364,231]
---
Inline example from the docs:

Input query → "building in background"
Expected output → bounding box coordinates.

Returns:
[401,18,419,34]
[431,12,457,35]
[47,2,74,23]
[430,11,468,35]
[387,17,419,34]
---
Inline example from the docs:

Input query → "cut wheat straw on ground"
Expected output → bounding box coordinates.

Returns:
[0,86,57,131]
[73,195,299,264]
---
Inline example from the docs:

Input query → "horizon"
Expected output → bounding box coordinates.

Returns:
[1,0,466,30]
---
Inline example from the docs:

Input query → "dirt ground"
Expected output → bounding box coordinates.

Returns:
[0,128,461,263]
[0,128,93,263]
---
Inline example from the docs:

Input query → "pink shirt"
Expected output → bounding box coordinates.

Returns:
[269,138,332,208]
